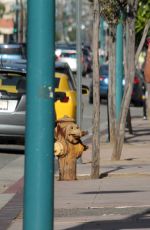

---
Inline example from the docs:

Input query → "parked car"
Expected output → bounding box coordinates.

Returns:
[55,42,90,76]
[131,69,146,106]
[0,60,88,137]
[0,43,25,61]
[89,64,145,106]
[89,64,108,104]
[55,49,77,73]
[55,61,76,90]
[55,72,76,120]
[0,65,26,137]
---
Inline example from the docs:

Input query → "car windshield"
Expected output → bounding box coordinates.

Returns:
[100,65,108,75]
[0,73,26,93]
[0,72,70,95]
[0,47,22,55]
[61,52,76,58]
[55,66,76,90]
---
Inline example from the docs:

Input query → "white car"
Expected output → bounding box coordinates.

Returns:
[55,49,77,73]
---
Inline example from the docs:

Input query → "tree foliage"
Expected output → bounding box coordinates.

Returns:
[136,0,150,46]
[89,0,128,24]
[0,3,5,18]
[136,0,150,33]
[89,0,149,45]
[99,0,127,24]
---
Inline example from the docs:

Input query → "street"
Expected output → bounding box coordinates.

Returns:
[81,76,144,132]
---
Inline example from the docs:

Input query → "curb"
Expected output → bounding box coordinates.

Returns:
[55,172,150,180]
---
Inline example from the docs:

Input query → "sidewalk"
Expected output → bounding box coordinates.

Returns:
[1,117,150,229]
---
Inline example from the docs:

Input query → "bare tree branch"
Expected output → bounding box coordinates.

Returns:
[133,0,139,12]
[135,19,150,66]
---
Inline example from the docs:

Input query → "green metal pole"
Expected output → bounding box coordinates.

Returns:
[23,0,55,229]
[116,18,123,121]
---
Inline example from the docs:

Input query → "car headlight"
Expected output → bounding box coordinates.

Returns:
[104,78,108,84]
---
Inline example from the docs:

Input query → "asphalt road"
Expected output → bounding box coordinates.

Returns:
[81,77,144,132]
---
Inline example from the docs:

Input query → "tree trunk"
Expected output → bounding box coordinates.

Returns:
[112,2,150,160]
[126,108,133,134]
[108,27,116,145]
[135,19,150,66]
[111,15,136,161]
[91,0,100,179]
[146,84,150,119]
[136,20,150,119]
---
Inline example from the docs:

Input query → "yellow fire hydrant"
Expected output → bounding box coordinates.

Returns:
[54,116,88,181]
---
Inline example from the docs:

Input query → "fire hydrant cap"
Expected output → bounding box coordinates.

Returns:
[56,116,75,123]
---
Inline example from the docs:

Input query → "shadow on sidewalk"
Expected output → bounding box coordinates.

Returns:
[99,166,124,178]
[64,208,150,230]
[125,128,150,142]
[80,189,143,195]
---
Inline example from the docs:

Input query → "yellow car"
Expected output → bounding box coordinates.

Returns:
[55,72,77,120]
[0,68,88,122]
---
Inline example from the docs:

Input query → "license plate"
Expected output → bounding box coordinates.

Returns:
[0,100,8,110]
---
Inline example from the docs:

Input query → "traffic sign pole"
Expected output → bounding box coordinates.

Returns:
[116,17,123,121]
[23,0,55,229]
